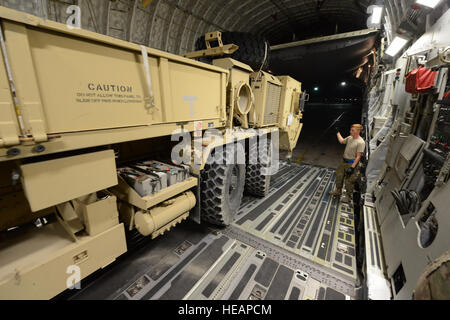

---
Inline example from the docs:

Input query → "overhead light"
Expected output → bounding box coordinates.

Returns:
[371,6,383,24]
[385,36,409,56]
[416,0,441,8]
[366,5,384,28]
[314,86,319,91]
[341,82,347,86]
[356,67,363,78]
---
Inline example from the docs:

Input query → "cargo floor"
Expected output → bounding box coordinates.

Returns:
[63,162,358,300]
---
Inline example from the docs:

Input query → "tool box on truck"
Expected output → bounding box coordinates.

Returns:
[117,167,162,197]
[133,161,189,186]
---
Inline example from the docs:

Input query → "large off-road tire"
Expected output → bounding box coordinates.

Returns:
[200,151,246,226]
[195,32,270,70]
[245,139,272,197]
[245,164,271,197]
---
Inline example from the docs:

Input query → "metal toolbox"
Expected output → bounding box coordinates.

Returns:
[117,167,162,197]
[151,160,190,182]
[132,164,168,189]
[134,161,189,186]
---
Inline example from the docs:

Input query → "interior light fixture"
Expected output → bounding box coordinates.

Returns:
[356,67,363,78]
[385,36,409,56]
[366,4,384,28]
[371,6,383,24]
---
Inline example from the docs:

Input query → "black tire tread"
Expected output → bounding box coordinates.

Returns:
[245,164,270,197]
[245,139,271,197]
[200,150,245,226]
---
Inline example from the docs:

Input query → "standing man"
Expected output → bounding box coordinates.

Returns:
[329,124,365,204]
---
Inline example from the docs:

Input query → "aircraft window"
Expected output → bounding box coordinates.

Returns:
[418,202,438,249]
[392,263,406,295]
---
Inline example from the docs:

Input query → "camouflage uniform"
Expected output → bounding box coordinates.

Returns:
[335,160,360,195]
[414,250,450,300]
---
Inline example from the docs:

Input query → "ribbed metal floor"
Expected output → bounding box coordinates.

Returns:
[66,162,357,300]
[234,162,357,280]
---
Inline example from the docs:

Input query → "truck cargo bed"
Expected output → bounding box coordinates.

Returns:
[0,6,227,160]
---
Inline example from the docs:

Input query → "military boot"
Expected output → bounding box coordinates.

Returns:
[329,189,342,197]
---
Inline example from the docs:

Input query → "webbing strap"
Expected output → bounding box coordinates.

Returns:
[140,45,155,109]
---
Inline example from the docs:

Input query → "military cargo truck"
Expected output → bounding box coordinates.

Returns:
[0,7,304,299]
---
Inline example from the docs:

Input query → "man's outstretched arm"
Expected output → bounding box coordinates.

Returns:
[337,132,345,144]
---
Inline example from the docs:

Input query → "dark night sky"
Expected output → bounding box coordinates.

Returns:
[304,78,364,102]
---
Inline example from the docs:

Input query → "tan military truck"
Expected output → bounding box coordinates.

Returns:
[0,7,305,299]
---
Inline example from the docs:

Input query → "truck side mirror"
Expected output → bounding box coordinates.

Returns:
[299,92,309,113]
